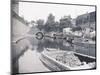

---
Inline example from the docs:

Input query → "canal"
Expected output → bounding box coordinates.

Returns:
[14,34,95,73]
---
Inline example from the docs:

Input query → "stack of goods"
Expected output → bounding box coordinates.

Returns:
[56,52,82,67]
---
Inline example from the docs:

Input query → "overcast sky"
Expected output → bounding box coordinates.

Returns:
[19,1,95,22]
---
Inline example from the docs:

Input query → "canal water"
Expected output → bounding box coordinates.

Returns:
[17,34,95,73]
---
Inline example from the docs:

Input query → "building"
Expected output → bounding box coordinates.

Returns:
[76,11,96,30]
[63,27,72,35]
[11,0,30,41]
[12,11,30,40]
[11,0,30,73]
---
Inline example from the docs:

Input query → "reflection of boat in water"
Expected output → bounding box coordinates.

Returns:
[40,48,96,71]
[74,38,95,47]
[73,38,95,53]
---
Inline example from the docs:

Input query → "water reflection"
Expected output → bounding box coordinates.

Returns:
[15,35,95,73]
[27,37,73,53]
[16,35,95,62]
[26,36,95,57]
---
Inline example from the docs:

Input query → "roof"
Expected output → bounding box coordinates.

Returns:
[76,11,96,19]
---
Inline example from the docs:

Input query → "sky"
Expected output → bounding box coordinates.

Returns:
[19,1,95,22]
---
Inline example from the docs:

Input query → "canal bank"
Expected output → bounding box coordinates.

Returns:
[19,49,50,73]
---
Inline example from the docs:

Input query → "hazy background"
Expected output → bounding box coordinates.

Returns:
[19,1,95,22]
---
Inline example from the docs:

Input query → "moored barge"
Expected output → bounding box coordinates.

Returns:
[40,48,96,71]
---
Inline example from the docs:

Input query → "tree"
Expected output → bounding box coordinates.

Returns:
[55,21,60,32]
[31,20,35,24]
[59,15,72,32]
[44,13,56,32]
[45,13,55,25]
[36,19,44,31]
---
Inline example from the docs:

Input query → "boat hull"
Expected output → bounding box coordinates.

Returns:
[40,49,96,71]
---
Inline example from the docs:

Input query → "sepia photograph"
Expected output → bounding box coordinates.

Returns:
[11,0,96,74]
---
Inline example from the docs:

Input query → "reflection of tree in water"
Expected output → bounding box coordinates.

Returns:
[36,40,44,52]
[37,39,59,53]
[36,38,73,53]
[44,39,59,49]
[27,37,38,51]
[57,40,73,51]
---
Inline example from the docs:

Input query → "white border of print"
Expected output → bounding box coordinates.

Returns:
[0,0,99,75]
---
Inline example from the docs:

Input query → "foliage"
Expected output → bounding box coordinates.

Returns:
[44,13,56,32]
[36,19,44,31]
[59,15,72,32]
[35,14,72,32]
